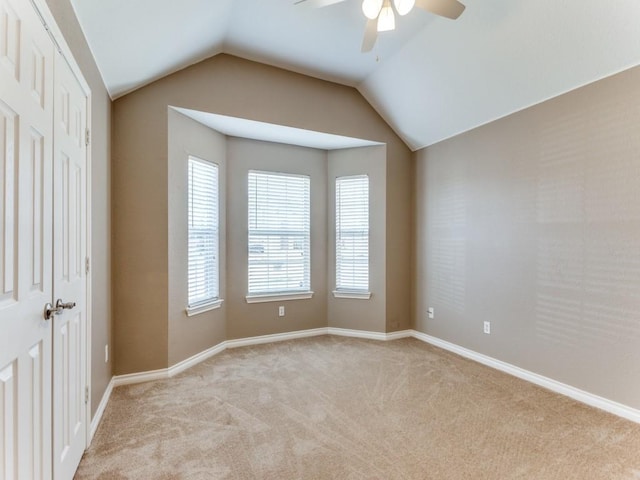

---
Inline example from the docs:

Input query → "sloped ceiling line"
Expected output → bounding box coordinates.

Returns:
[72,0,640,148]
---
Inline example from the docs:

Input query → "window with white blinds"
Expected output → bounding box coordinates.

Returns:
[188,156,219,308]
[248,170,311,295]
[336,175,369,293]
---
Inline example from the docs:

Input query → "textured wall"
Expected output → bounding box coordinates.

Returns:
[168,110,227,366]
[112,54,412,374]
[226,138,328,339]
[45,0,112,416]
[386,142,412,332]
[327,146,387,332]
[414,65,640,409]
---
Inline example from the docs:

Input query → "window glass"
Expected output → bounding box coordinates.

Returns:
[188,157,219,306]
[336,175,369,292]
[248,170,311,294]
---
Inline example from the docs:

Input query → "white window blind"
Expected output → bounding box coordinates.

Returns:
[248,170,311,295]
[336,175,369,292]
[188,157,219,307]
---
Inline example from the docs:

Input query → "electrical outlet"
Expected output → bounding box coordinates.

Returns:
[428,307,434,319]
[105,344,109,363]
[483,321,491,335]
[278,306,285,317]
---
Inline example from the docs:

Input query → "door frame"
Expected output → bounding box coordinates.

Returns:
[29,0,94,449]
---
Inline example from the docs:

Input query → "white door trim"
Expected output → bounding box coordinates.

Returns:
[29,0,94,451]
[84,92,93,446]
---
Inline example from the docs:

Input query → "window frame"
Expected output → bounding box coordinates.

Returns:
[334,174,371,300]
[186,155,222,315]
[246,169,313,303]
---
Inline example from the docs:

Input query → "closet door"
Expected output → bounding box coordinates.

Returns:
[0,0,55,477]
[51,50,88,480]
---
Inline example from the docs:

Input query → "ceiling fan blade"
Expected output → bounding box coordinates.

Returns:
[414,0,465,19]
[361,18,378,52]
[294,0,348,7]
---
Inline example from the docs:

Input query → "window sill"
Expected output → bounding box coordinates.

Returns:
[246,291,314,304]
[332,290,371,300]
[186,299,224,317]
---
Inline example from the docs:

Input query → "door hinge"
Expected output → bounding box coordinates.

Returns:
[85,386,89,405]
[85,256,90,274]
[85,128,90,146]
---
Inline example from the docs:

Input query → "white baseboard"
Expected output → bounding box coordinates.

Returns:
[89,377,114,443]
[226,328,328,349]
[168,342,227,377]
[105,326,640,426]
[328,327,412,341]
[385,329,414,341]
[111,344,228,386]
[410,330,640,424]
[111,328,339,387]
[112,368,168,387]
[110,327,399,387]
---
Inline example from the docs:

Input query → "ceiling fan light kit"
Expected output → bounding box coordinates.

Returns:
[362,0,415,28]
[377,1,396,31]
[297,0,465,53]
[394,0,415,16]
[362,0,383,19]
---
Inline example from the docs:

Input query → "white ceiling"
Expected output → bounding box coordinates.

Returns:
[71,0,640,150]
[173,107,383,150]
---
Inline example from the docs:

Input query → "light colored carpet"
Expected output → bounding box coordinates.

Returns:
[76,336,640,479]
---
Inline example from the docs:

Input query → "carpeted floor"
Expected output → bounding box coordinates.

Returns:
[75,336,640,479]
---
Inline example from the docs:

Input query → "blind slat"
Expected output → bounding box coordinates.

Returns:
[188,157,219,306]
[248,170,311,294]
[336,175,369,291]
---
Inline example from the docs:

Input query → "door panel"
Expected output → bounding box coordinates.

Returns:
[0,0,20,83]
[0,361,17,479]
[0,0,54,477]
[52,51,87,480]
[0,100,17,308]
[0,1,88,477]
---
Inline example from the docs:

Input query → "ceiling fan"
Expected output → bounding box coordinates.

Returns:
[295,0,465,52]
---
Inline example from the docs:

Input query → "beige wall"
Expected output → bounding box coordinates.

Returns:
[45,0,112,416]
[226,138,328,339]
[168,110,227,365]
[414,65,640,409]
[112,91,169,374]
[386,141,412,332]
[112,54,412,374]
[327,146,387,332]
[167,117,390,353]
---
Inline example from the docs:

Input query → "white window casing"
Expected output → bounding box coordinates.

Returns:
[334,175,370,299]
[187,156,220,313]
[247,170,312,302]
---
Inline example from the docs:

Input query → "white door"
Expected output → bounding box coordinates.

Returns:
[1,0,89,478]
[52,51,87,480]
[0,0,55,478]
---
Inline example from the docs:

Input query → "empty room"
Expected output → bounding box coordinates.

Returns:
[1,0,640,478]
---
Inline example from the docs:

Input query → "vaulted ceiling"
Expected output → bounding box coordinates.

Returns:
[71,0,640,150]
